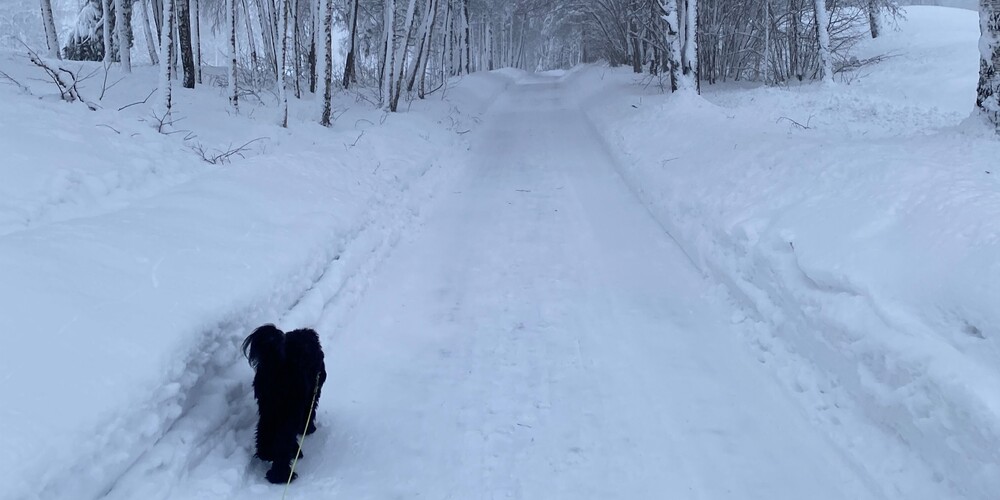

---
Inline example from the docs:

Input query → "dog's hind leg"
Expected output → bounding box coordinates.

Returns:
[263,421,300,484]
[265,462,297,484]
[305,369,327,436]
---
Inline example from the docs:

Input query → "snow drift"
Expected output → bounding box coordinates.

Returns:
[575,6,1000,498]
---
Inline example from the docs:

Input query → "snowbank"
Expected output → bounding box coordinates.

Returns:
[0,50,517,500]
[576,6,1000,499]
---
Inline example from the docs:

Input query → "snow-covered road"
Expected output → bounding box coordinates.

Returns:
[116,77,892,499]
[252,77,893,498]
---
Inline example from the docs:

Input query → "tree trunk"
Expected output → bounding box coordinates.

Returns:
[407,0,436,92]
[277,0,287,127]
[867,0,880,38]
[662,0,684,91]
[292,0,301,98]
[979,0,1000,130]
[177,0,195,88]
[116,0,131,71]
[789,0,800,80]
[192,0,202,83]
[228,0,238,110]
[320,0,334,126]
[40,0,61,59]
[157,0,174,123]
[343,0,359,88]
[631,30,642,73]
[103,0,113,63]
[418,0,438,98]
[141,0,159,64]
[683,0,698,92]
[389,0,418,111]
[814,0,833,84]
[444,0,452,76]
[462,0,471,74]
[380,0,396,106]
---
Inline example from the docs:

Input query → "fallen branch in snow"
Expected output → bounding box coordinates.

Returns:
[0,69,31,95]
[96,123,121,134]
[776,116,813,130]
[119,89,156,111]
[24,44,97,110]
[835,52,899,75]
[188,137,268,165]
[345,130,366,150]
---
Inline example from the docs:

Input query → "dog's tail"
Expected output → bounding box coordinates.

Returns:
[242,324,285,369]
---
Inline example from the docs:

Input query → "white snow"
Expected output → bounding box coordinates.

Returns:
[0,53,513,500]
[574,6,1000,498]
[0,4,998,500]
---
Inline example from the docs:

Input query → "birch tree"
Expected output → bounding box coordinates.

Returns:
[979,0,1000,130]
[103,0,113,63]
[157,0,175,126]
[227,0,238,111]
[389,0,420,111]
[814,0,833,84]
[320,0,334,126]
[277,0,288,127]
[140,0,159,64]
[380,0,396,106]
[343,0,360,88]
[40,0,61,59]
[682,0,698,91]
[192,0,201,83]
[115,0,131,71]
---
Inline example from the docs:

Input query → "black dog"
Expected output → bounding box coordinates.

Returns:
[242,324,327,484]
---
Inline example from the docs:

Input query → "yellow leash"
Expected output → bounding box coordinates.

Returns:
[282,372,322,499]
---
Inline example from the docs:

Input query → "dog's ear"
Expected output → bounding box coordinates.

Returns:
[242,324,284,368]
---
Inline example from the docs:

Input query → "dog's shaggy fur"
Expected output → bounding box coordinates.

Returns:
[242,324,327,484]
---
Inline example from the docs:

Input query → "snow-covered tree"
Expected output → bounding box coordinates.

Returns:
[65,0,107,60]
[979,0,1000,130]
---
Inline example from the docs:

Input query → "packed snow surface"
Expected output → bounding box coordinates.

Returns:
[0,5,997,500]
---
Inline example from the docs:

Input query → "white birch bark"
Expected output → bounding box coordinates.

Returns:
[978,0,1000,129]
[228,0,238,110]
[406,0,434,90]
[320,0,334,125]
[116,0,131,71]
[103,0,113,63]
[682,0,698,90]
[157,0,174,123]
[381,0,395,107]
[192,0,201,83]
[388,0,417,110]
[141,0,159,64]
[814,0,833,84]
[660,0,687,91]
[40,0,61,59]
[277,0,287,127]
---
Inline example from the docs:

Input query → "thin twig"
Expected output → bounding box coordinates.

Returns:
[119,88,157,111]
